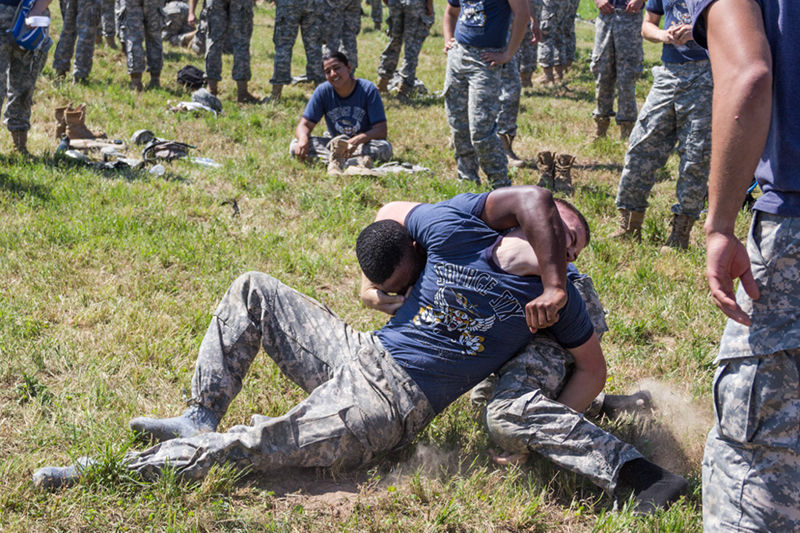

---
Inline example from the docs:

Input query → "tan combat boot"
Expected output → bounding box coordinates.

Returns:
[536,66,555,86]
[619,121,635,141]
[520,70,532,88]
[65,105,106,139]
[326,136,350,175]
[554,153,576,194]
[147,71,160,90]
[207,79,219,96]
[376,77,389,93]
[236,80,260,103]
[105,35,117,49]
[661,214,695,251]
[499,133,525,168]
[554,64,564,84]
[594,116,610,138]
[536,150,555,189]
[611,209,645,241]
[54,104,71,139]
[11,130,28,155]
[269,84,283,103]
[129,72,144,91]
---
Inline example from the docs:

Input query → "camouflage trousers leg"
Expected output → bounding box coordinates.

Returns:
[370,0,381,25]
[703,351,800,532]
[123,272,435,481]
[537,0,569,67]
[444,43,509,188]
[271,0,305,85]
[564,0,578,63]
[616,61,711,218]
[376,3,405,79]
[298,0,324,83]
[497,55,521,137]
[323,0,360,69]
[289,136,393,163]
[120,0,162,74]
[228,0,253,80]
[1,33,52,132]
[517,0,540,74]
[72,0,99,77]
[100,0,115,36]
[591,9,642,121]
[396,7,432,84]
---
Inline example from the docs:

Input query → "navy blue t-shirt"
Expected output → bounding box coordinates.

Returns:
[689,0,800,216]
[302,79,387,137]
[377,193,594,413]
[449,0,512,49]
[646,0,707,63]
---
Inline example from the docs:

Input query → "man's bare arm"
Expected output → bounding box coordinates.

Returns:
[294,117,317,160]
[482,0,531,65]
[443,4,459,53]
[559,333,606,412]
[703,0,771,325]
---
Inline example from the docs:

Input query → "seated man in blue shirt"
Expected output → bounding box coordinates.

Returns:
[33,187,686,513]
[290,51,393,173]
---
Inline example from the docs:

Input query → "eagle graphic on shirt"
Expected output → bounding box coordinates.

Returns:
[412,286,495,356]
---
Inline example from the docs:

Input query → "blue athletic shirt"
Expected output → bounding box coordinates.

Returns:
[646,0,707,63]
[377,193,595,413]
[689,0,800,216]
[449,0,511,49]
[302,79,387,138]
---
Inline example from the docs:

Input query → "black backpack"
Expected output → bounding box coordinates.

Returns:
[177,65,205,90]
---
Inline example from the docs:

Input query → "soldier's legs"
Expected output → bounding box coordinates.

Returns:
[397,8,432,85]
[101,0,116,36]
[672,62,712,219]
[289,136,333,162]
[466,50,508,188]
[612,10,643,123]
[205,0,230,80]
[270,0,301,85]
[142,0,163,73]
[5,40,51,132]
[497,54,521,137]
[377,3,404,80]
[121,0,147,73]
[615,67,677,213]
[228,0,253,81]
[352,139,393,162]
[591,13,616,118]
[73,0,99,78]
[370,0,381,25]
[299,3,323,83]
[53,0,78,74]
[444,44,480,184]
[340,0,360,69]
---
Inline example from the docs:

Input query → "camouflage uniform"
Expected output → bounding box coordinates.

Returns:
[99,0,116,37]
[376,0,433,88]
[537,0,574,67]
[590,8,643,123]
[0,5,52,133]
[52,0,99,79]
[369,0,381,26]
[564,0,578,63]
[119,0,165,74]
[703,213,800,532]
[497,54,521,137]
[289,135,393,163]
[205,0,253,81]
[517,0,541,77]
[162,1,194,46]
[270,0,325,86]
[615,60,712,219]
[444,42,509,188]
[322,0,361,70]
[477,275,643,493]
[123,272,435,481]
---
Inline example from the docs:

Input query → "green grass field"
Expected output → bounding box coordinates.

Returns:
[1,1,748,530]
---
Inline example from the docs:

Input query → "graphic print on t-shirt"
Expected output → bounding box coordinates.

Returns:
[459,0,486,27]
[667,1,691,28]
[326,105,366,136]
[412,262,523,356]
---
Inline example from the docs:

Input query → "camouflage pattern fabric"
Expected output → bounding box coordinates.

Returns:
[564,0,578,63]
[162,1,194,46]
[289,135,393,162]
[270,0,324,86]
[590,8,642,123]
[481,274,641,493]
[537,0,574,67]
[444,42,509,189]
[119,0,164,74]
[205,0,252,81]
[52,0,99,79]
[497,54,520,137]
[369,0,381,25]
[99,0,116,37]
[322,0,361,70]
[517,0,541,75]
[123,272,435,481]
[615,60,712,219]
[376,0,433,87]
[0,5,52,132]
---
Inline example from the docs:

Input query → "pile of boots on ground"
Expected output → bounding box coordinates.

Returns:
[54,103,106,142]
[536,150,575,195]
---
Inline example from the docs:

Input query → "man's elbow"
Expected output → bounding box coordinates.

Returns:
[737,64,772,103]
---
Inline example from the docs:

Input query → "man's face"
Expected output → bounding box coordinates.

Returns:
[376,248,424,296]
[323,58,352,89]
[555,204,588,262]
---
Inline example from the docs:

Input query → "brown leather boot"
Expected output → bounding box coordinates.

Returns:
[554,64,564,83]
[269,84,283,103]
[376,77,389,93]
[105,35,117,49]
[661,214,695,251]
[536,150,555,189]
[236,80,260,103]
[554,153,575,194]
[207,79,219,96]
[147,71,160,89]
[129,72,143,91]
[520,70,532,88]
[594,116,610,138]
[499,133,525,167]
[54,104,71,139]
[11,130,28,155]
[65,105,106,140]
[619,121,635,141]
[536,66,555,86]
[611,209,645,241]
[326,136,350,175]
[95,31,102,45]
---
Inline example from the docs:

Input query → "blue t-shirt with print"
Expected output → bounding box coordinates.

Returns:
[302,79,387,138]
[449,0,511,49]
[377,193,595,413]
[646,0,707,63]
[689,0,800,216]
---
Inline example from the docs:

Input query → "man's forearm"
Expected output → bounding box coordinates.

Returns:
[443,5,459,43]
[505,0,531,58]
[558,334,606,412]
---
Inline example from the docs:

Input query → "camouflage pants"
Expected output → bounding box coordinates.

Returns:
[615,60,712,219]
[270,0,324,86]
[369,0,381,25]
[478,275,642,493]
[537,0,575,67]
[99,0,115,36]
[517,0,541,74]
[52,0,99,79]
[124,272,435,481]
[590,8,642,123]
[376,1,433,86]
[322,0,361,70]
[564,0,578,64]
[119,0,164,74]
[205,0,252,81]
[444,42,509,189]
[0,6,52,133]
[289,135,393,163]
[497,55,520,137]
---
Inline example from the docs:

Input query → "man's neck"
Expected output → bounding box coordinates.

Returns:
[334,78,358,98]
